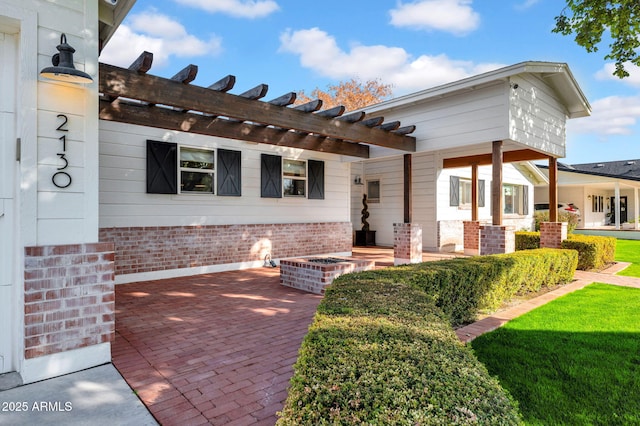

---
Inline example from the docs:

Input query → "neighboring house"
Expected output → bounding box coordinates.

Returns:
[535,160,640,230]
[1,0,589,386]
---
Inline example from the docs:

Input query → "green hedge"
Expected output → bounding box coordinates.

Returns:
[515,232,616,271]
[277,278,522,425]
[391,248,577,326]
[561,234,616,271]
[515,231,540,251]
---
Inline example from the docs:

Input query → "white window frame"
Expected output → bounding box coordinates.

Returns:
[592,195,604,213]
[459,178,472,208]
[503,183,522,215]
[178,145,216,194]
[283,158,307,197]
[366,179,381,203]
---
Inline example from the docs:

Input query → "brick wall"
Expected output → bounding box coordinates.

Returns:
[23,243,115,359]
[393,223,423,265]
[479,225,515,255]
[99,222,352,276]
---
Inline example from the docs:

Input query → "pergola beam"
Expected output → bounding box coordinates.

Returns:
[99,99,370,158]
[442,148,550,168]
[99,63,416,151]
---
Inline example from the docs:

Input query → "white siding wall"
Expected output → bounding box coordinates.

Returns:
[351,156,405,246]
[99,121,351,228]
[367,81,509,158]
[509,74,567,157]
[1,0,99,246]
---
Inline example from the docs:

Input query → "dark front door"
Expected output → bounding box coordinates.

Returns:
[611,196,628,223]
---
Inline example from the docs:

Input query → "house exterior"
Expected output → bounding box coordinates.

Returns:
[1,0,589,386]
[535,160,640,230]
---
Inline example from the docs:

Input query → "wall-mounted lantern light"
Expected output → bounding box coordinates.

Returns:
[40,33,93,84]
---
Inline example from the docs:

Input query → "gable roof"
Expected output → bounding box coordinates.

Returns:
[364,61,591,119]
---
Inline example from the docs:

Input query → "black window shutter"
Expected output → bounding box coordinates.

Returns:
[479,179,485,207]
[450,176,459,206]
[147,140,177,194]
[261,154,282,198]
[308,160,325,200]
[522,185,529,215]
[217,149,242,196]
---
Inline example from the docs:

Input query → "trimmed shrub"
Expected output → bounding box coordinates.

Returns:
[515,231,540,250]
[277,279,522,425]
[562,234,617,270]
[389,249,577,326]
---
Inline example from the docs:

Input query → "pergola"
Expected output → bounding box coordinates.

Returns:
[98,52,417,160]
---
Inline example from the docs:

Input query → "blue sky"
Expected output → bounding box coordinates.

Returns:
[99,0,640,165]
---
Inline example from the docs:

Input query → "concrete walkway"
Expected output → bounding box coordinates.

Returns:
[456,262,640,343]
[0,364,157,425]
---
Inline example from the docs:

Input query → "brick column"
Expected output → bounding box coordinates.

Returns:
[23,243,115,359]
[480,225,515,255]
[539,222,567,249]
[394,223,422,265]
[463,221,481,256]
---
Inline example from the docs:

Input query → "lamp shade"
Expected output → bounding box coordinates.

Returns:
[40,33,93,84]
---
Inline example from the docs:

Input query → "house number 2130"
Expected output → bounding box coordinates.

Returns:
[53,114,72,188]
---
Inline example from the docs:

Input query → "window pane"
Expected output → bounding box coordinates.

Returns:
[180,147,214,170]
[181,171,213,193]
[367,180,380,201]
[460,179,472,205]
[503,184,520,214]
[284,178,305,196]
[283,159,306,177]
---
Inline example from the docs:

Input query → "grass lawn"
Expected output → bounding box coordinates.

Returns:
[471,283,640,425]
[615,239,640,277]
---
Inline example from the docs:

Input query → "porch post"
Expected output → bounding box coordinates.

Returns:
[614,182,621,230]
[491,141,503,225]
[540,157,566,248]
[404,154,412,223]
[549,156,558,223]
[463,163,481,255]
[635,187,639,230]
[471,163,479,222]
[395,154,421,265]
[479,141,514,255]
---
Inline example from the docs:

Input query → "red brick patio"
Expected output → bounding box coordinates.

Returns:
[112,267,322,425]
[111,247,461,425]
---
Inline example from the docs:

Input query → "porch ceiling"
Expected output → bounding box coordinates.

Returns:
[98,53,417,159]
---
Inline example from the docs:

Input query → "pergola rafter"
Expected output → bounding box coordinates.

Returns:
[98,52,417,159]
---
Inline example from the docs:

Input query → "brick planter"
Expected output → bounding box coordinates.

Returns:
[280,257,375,294]
[479,225,515,255]
[540,222,568,249]
[463,221,481,256]
[393,223,422,265]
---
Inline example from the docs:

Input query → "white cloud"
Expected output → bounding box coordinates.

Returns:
[515,0,540,10]
[595,62,640,87]
[174,0,279,19]
[389,0,480,35]
[279,27,502,92]
[568,95,640,136]
[99,11,222,68]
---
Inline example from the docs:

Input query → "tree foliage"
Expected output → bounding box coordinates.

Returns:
[553,1,640,78]
[295,78,393,111]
